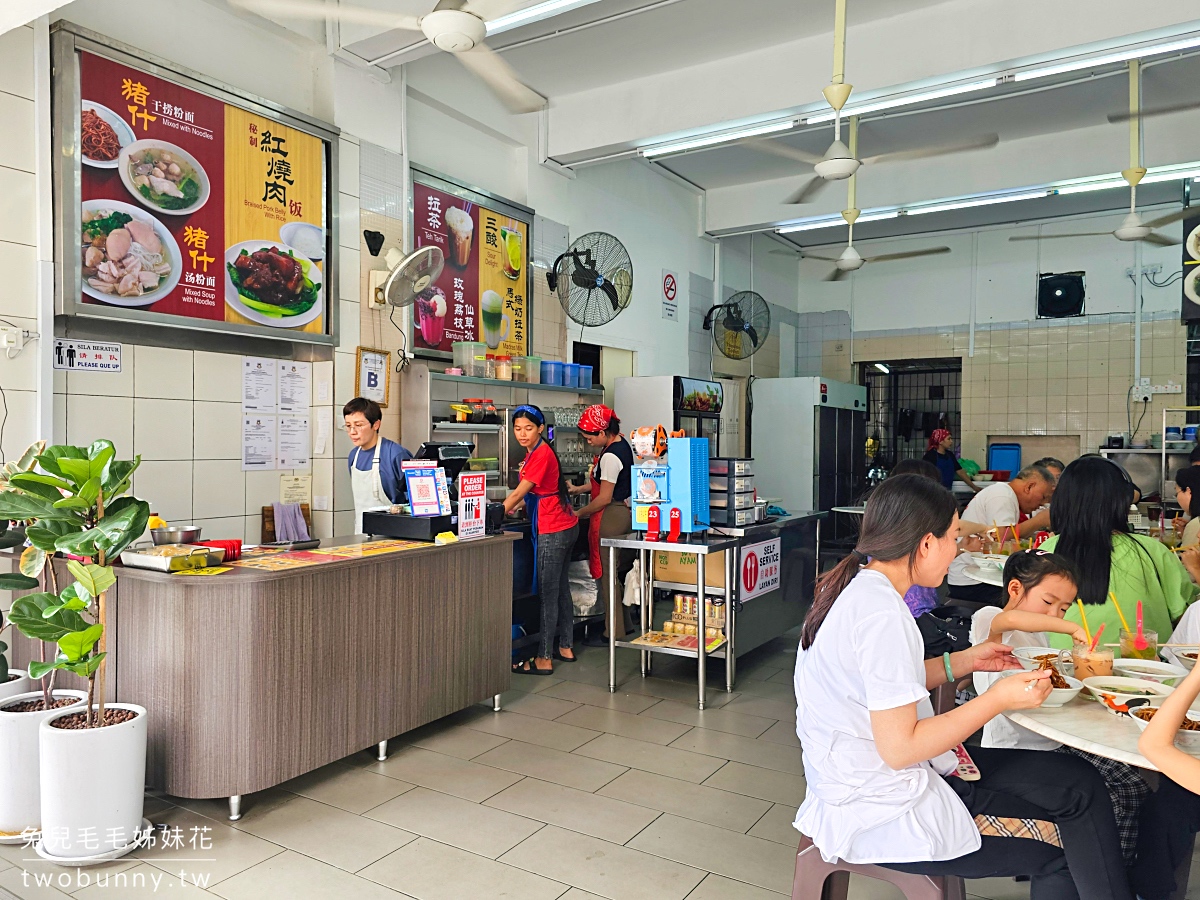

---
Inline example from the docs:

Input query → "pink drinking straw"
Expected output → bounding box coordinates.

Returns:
[1088,622,1106,653]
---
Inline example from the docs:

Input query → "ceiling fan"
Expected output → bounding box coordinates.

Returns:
[1011,61,1187,247]
[802,118,951,280]
[231,0,546,114]
[759,0,998,205]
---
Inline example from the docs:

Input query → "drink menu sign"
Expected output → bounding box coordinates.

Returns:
[55,27,336,346]
[411,171,530,358]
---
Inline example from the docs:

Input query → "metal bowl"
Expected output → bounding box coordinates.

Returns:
[150,525,202,545]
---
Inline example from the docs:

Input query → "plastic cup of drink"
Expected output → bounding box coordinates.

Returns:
[1066,644,1114,680]
[1119,628,1158,661]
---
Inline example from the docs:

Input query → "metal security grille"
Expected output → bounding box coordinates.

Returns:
[860,358,963,469]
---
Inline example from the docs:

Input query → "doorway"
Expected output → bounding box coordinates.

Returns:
[860,358,962,470]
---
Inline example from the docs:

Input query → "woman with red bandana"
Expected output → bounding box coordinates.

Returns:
[922,429,981,494]
[570,404,636,646]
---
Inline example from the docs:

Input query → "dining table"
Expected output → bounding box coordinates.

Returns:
[1006,700,1195,899]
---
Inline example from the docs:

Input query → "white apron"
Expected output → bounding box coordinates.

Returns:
[351,445,389,534]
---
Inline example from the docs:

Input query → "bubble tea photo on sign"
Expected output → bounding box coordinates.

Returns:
[481,289,510,350]
[446,205,472,268]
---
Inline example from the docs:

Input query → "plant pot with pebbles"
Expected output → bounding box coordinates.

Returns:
[38,703,147,862]
[0,669,31,702]
[0,690,87,842]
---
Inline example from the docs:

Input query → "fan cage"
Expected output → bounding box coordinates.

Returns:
[712,290,772,360]
[555,232,633,328]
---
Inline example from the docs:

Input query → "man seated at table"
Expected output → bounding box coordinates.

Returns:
[946,463,1057,605]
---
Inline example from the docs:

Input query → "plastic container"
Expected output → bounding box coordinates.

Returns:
[484,354,496,380]
[1186,426,1198,443]
[526,356,541,385]
[510,356,529,383]
[453,341,486,372]
[495,355,512,381]
[563,363,579,389]
[468,354,488,378]
[541,360,562,386]
[577,364,593,389]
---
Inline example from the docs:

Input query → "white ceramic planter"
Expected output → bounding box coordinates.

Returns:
[39,703,146,862]
[0,670,31,702]
[0,690,87,839]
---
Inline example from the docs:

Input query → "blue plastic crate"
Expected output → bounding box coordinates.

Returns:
[988,443,1022,477]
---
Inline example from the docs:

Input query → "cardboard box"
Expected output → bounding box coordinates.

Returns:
[652,549,727,589]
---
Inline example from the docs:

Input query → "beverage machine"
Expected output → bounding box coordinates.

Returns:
[615,376,723,458]
[628,429,711,538]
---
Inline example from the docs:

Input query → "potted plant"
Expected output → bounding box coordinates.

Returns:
[0,440,149,860]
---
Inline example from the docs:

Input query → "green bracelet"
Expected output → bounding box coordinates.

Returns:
[942,652,955,683]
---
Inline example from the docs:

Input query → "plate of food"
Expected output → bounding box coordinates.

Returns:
[1082,675,1174,714]
[279,222,325,261]
[1187,222,1200,261]
[80,101,134,168]
[225,241,324,328]
[1185,266,1200,306]
[80,199,181,307]
[118,139,210,215]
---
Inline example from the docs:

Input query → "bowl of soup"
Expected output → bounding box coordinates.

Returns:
[1113,659,1188,687]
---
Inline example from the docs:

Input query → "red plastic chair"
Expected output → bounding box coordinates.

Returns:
[791,834,966,900]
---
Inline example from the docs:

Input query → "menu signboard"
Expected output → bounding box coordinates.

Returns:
[53,25,337,346]
[411,170,531,358]
[1183,213,1200,321]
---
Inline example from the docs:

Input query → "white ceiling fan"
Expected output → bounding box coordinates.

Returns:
[758,0,998,205]
[231,0,546,113]
[801,118,951,280]
[1011,61,1188,247]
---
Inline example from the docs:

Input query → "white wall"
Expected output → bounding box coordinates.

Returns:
[795,206,1185,332]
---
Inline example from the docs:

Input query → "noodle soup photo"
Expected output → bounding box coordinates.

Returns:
[79,101,133,169]
[80,199,181,307]
[117,139,211,215]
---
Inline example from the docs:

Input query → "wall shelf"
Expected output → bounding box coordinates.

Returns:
[430,372,603,396]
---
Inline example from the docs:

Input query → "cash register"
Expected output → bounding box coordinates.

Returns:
[361,442,504,541]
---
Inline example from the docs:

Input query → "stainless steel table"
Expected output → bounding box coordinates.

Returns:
[600,533,738,710]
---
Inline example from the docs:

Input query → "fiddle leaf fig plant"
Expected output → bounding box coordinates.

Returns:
[1,440,148,725]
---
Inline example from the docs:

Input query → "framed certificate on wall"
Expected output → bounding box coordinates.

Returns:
[355,347,390,406]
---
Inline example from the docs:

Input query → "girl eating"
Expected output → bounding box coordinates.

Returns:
[794,474,1131,900]
[971,549,1149,861]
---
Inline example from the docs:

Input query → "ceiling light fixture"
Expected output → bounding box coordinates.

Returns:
[803,79,1000,124]
[874,363,890,373]
[640,120,797,158]
[1013,33,1200,82]
[905,190,1051,216]
[777,210,899,234]
[1055,162,1200,195]
[485,0,606,36]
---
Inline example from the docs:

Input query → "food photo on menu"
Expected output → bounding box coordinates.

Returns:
[77,51,329,336]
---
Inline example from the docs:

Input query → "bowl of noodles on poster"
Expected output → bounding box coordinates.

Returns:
[80,101,134,169]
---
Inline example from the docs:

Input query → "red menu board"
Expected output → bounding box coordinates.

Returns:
[75,50,329,338]
[412,177,529,358]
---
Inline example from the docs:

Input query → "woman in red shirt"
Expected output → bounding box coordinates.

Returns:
[503,405,580,674]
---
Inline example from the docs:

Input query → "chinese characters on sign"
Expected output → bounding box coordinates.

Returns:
[411,177,529,356]
[51,339,122,372]
[739,538,781,602]
[457,472,488,540]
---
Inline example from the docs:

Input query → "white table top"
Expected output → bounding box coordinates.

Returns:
[962,564,1004,586]
[1007,700,1156,769]
[830,506,866,516]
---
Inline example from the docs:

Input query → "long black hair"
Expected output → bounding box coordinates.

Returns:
[1001,548,1078,598]
[801,475,957,649]
[1177,467,1200,518]
[513,405,571,513]
[1050,455,1147,605]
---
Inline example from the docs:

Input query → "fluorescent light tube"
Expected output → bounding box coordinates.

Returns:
[905,191,1049,216]
[1014,33,1200,82]
[641,120,796,158]
[485,0,605,36]
[875,363,890,373]
[1054,178,1130,196]
[776,211,899,234]
[804,79,999,124]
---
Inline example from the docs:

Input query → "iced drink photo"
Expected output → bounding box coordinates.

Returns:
[446,206,473,268]
[481,289,510,350]
[417,286,447,347]
[501,226,522,281]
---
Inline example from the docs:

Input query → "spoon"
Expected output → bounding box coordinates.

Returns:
[1135,600,1148,652]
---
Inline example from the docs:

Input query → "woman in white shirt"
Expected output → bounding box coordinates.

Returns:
[794,474,1132,900]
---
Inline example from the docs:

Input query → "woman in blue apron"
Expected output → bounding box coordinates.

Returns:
[503,405,579,674]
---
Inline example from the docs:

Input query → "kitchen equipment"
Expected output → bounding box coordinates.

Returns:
[615,376,724,459]
[710,472,754,494]
[151,525,201,545]
[631,437,710,534]
[546,232,634,329]
[751,377,866,513]
[541,360,563,386]
[711,506,756,527]
[710,490,755,510]
[121,543,224,571]
[709,457,753,476]
[362,510,456,542]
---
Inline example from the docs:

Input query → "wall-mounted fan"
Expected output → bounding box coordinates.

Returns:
[547,232,634,329]
[704,292,771,360]
[378,246,444,308]
[232,0,545,113]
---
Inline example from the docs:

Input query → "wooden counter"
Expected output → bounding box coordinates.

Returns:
[11,535,517,805]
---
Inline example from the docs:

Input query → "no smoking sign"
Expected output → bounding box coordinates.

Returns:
[661,269,679,321]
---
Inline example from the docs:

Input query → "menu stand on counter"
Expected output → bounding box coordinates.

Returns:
[600,533,738,710]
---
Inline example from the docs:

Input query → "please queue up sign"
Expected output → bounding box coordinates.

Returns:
[52,339,122,372]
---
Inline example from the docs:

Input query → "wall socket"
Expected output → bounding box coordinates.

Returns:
[1125,263,1164,279]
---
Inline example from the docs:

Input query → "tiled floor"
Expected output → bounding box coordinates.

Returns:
[7,630,1194,900]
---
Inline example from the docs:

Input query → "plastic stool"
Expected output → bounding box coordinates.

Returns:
[792,835,966,900]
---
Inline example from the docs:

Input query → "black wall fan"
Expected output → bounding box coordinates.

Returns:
[547,232,633,329]
[704,291,771,360]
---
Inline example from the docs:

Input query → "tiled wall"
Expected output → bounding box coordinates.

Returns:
[851,311,1187,465]
[796,310,852,380]
[0,25,41,462]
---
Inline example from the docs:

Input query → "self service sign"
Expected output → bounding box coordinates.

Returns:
[740,538,781,602]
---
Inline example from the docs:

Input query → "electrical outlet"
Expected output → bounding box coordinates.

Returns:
[1133,389,1152,403]
[0,326,23,355]
[1150,382,1183,394]
[367,270,389,309]
[1126,264,1165,278]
